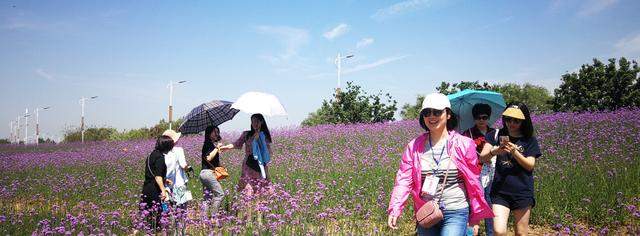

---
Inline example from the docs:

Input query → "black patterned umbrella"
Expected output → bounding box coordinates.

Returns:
[178,100,239,134]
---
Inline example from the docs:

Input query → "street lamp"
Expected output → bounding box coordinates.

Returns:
[167,80,187,130]
[80,96,98,143]
[334,53,354,94]
[34,106,50,146]
[15,116,20,144]
[24,108,30,145]
[9,121,14,144]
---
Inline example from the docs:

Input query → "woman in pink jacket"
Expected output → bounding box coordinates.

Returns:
[387,93,494,235]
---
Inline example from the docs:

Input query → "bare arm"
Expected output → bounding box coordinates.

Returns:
[206,147,219,161]
[479,143,496,163]
[220,132,247,151]
[155,176,167,200]
[507,143,535,171]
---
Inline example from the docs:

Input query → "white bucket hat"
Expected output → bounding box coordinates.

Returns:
[162,129,182,143]
[421,93,451,110]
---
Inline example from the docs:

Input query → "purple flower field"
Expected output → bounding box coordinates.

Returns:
[0,109,639,235]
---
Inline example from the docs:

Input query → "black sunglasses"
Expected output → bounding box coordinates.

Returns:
[504,117,523,124]
[474,115,489,121]
[422,108,445,117]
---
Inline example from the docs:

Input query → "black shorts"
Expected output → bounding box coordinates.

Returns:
[491,192,535,210]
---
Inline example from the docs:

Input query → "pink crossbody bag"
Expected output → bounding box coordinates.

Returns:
[415,142,453,228]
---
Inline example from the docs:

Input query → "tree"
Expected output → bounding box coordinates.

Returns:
[552,57,640,112]
[63,127,118,142]
[38,137,56,144]
[62,118,184,142]
[436,81,495,94]
[400,95,424,120]
[401,81,553,120]
[498,83,553,113]
[302,82,397,126]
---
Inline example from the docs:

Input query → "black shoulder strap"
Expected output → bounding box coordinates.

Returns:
[147,153,156,177]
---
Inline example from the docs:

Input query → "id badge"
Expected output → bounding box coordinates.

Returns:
[421,175,439,196]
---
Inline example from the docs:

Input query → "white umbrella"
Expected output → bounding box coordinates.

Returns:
[231,91,287,116]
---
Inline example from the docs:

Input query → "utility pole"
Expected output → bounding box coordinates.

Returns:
[167,80,187,130]
[80,96,97,143]
[24,109,30,145]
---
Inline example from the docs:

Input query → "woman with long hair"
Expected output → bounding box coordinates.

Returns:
[219,113,272,192]
[199,126,225,216]
[387,93,493,235]
[479,103,542,236]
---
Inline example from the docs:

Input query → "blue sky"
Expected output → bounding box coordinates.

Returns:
[1,0,639,142]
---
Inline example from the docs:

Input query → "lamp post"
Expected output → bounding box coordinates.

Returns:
[80,96,98,143]
[167,80,187,130]
[34,106,50,146]
[15,116,20,144]
[24,109,30,145]
[9,121,14,144]
[334,53,354,95]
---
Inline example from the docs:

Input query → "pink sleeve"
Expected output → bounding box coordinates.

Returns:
[463,138,494,224]
[387,143,415,217]
[465,140,480,173]
[233,132,246,149]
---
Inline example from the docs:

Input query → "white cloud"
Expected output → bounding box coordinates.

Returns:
[356,38,375,49]
[35,69,54,81]
[371,0,429,21]
[343,55,409,74]
[323,23,349,40]
[256,25,312,73]
[256,25,309,60]
[307,72,334,80]
[578,0,618,17]
[307,55,408,79]
[615,33,640,55]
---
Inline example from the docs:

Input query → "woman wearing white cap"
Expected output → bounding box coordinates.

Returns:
[388,93,494,235]
[162,129,193,235]
[479,103,541,236]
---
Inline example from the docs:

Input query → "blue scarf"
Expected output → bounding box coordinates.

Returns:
[252,131,270,165]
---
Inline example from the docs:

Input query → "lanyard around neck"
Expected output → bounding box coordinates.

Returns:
[428,135,448,174]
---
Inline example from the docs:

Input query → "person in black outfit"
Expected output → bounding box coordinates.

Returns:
[479,103,542,236]
[141,135,174,231]
[199,126,225,216]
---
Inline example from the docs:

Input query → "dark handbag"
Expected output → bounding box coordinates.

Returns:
[246,155,261,172]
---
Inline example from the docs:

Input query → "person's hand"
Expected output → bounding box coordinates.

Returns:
[506,142,521,155]
[165,179,173,186]
[186,166,194,177]
[160,190,168,201]
[387,215,399,230]
[502,142,515,154]
[491,146,509,155]
[219,144,233,151]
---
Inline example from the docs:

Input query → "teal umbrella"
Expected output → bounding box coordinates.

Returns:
[447,89,506,132]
